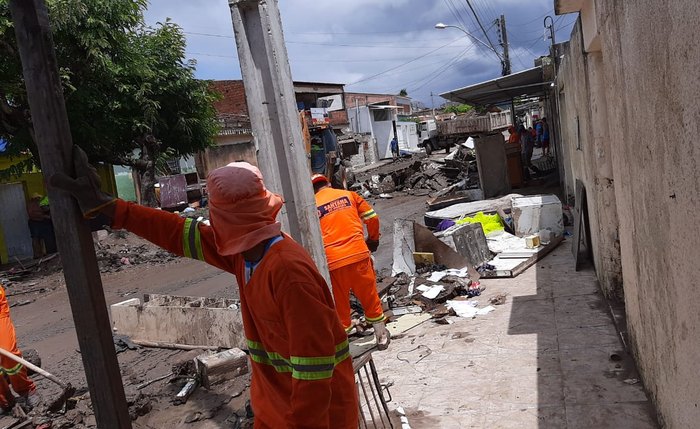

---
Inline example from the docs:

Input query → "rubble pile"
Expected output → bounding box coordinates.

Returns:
[94,231,177,273]
[385,266,484,320]
[354,147,479,198]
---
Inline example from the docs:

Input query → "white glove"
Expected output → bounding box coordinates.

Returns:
[373,321,391,351]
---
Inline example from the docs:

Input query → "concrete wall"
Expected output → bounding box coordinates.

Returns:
[555,1,700,427]
[196,134,256,178]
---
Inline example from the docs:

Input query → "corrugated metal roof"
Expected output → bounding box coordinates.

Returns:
[440,67,551,106]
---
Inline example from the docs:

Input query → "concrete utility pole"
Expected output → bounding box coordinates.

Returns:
[499,15,512,76]
[228,0,330,282]
[8,1,131,427]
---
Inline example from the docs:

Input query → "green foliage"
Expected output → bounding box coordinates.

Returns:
[398,88,408,97]
[443,104,474,114]
[0,0,219,186]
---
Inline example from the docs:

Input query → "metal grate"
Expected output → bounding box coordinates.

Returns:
[354,353,394,429]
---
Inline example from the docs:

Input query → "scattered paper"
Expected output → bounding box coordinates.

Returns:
[428,271,447,282]
[444,267,469,278]
[421,285,444,299]
[446,300,496,318]
[446,300,479,318]
[477,305,496,315]
[416,285,431,292]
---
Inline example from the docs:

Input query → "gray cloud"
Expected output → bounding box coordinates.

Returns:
[144,0,577,105]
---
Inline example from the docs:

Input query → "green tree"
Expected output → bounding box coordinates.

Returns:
[0,0,219,206]
[443,103,474,114]
[398,88,408,97]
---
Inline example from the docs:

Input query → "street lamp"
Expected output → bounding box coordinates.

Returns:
[434,22,502,59]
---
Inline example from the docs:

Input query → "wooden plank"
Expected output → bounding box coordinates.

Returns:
[8,1,131,427]
[229,0,330,284]
[481,235,564,278]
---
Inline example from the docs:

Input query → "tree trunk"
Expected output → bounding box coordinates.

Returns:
[139,165,158,207]
[135,135,160,208]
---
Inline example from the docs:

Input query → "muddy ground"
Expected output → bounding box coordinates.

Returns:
[2,192,427,428]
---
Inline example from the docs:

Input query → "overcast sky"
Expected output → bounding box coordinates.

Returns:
[144,0,578,106]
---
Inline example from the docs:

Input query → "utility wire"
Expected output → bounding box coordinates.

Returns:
[465,0,500,57]
[397,43,476,90]
[346,37,466,86]
[410,44,477,91]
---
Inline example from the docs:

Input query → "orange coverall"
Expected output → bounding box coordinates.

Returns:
[0,285,36,411]
[315,187,385,330]
[111,200,358,429]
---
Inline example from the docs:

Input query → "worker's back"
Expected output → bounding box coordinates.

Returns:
[315,187,369,270]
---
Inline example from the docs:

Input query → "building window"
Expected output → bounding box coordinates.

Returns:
[372,109,390,122]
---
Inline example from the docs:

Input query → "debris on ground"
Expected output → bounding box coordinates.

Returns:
[352,152,480,198]
[489,293,507,305]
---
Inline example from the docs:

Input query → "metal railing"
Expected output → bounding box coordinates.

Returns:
[354,353,394,429]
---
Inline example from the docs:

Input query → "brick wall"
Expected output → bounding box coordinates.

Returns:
[344,92,395,108]
[210,80,248,116]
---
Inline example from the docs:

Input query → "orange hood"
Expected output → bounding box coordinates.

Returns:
[207,162,284,255]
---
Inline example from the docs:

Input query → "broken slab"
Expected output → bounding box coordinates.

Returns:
[110,294,245,350]
[413,223,480,280]
[196,348,248,389]
[436,223,493,267]
[392,219,416,276]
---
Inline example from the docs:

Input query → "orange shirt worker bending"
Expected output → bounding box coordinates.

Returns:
[0,285,40,413]
[312,174,390,350]
[52,148,358,429]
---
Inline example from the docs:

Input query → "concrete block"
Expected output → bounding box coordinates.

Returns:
[110,294,245,349]
[196,348,248,389]
[392,219,416,276]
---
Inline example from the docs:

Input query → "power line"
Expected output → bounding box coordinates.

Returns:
[410,44,477,92]
[465,0,500,56]
[506,10,555,27]
[346,37,466,86]
[397,43,475,90]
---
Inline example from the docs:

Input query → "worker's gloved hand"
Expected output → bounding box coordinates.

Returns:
[50,146,116,219]
[365,238,379,253]
[373,321,391,351]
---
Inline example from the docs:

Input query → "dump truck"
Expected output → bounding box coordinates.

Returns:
[419,110,512,154]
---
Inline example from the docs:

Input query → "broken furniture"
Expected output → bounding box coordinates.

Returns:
[110,294,245,350]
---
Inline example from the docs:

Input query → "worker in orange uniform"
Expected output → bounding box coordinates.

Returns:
[0,284,40,413]
[311,174,390,350]
[52,148,358,429]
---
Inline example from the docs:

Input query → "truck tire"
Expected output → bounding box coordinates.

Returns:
[425,142,433,155]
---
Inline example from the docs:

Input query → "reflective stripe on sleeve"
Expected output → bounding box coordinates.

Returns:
[182,219,204,261]
[1,362,23,376]
[361,209,377,220]
[365,314,386,324]
[247,338,351,381]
